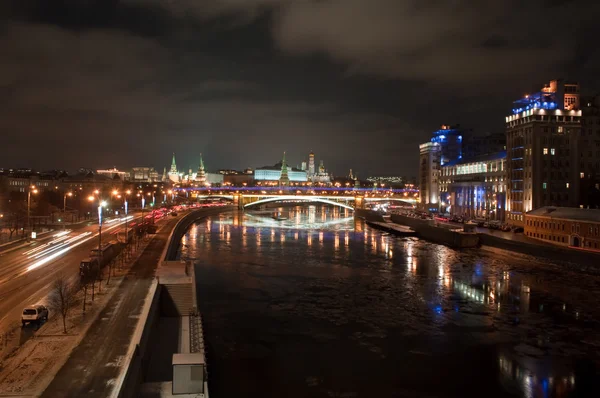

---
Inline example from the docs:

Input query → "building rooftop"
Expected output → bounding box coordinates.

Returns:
[527,207,600,223]
[444,151,506,167]
[256,162,304,172]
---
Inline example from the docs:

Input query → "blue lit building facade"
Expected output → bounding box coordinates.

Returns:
[506,80,581,226]
[440,152,507,221]
[431,124,468,166]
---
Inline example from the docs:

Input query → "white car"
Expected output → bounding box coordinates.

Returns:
[22,305,49,326]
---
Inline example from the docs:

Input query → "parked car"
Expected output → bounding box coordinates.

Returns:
[22,305,48,326]
[512,227,524,233]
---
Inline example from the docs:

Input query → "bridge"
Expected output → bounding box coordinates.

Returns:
[174,186,418,211]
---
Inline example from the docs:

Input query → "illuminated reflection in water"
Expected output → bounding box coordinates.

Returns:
[181,206,599,398]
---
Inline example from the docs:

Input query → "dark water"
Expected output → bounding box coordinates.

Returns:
[179,206,600,398]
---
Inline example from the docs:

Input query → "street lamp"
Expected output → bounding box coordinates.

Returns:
[123,190,131,246]
[63,192,73,212]
[27,186,38,239]
[88,193,107,262]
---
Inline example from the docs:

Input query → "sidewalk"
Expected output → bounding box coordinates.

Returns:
[39,217,180,398]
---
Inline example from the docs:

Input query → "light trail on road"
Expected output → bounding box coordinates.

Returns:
[21,230,73,256]
[24,216,135,273]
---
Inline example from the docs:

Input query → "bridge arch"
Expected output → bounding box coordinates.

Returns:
[243,196,354,211]
[365,197,416,206]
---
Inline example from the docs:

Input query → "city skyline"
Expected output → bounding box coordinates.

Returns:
[2,1,600,176]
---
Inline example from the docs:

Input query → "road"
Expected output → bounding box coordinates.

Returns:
[0,214,143,339]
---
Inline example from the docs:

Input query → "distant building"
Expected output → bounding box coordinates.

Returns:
[224,174,253,186]
[440,151,507,221]
[0,169,54,194]
[131,167,160,183]
[525,207,600,250]
[366,176,404,187]
[168,153,179,183]
[196,154,207,186]
[255,162,307,182]
[61,171,117,191]
[506,79,582,226]
[96,167,130,181]
[418,142,441,212]
[308,151,315,176]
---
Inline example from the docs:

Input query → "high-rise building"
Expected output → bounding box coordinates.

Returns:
[301,161,307,171]
[418,142,441,211]
[431,124,468,165]
[505,79,582,226]
[308,151,315,177]
[580,96,600,209]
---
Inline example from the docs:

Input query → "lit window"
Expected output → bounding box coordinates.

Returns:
[543,148,548,155]
[566,183,570,188]
[580,172,585,178]
[543,182,547,189]
[551,148,555,155]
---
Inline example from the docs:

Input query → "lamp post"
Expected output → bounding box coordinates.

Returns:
[140,194,146,230]
[63,192,73,212]
[124,190,131,245]
[89,192,106,262]
[27,186,38,240]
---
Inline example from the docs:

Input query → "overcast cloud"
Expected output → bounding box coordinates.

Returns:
[1,0,599,176]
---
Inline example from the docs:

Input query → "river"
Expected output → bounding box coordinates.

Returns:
[178,205,599,398]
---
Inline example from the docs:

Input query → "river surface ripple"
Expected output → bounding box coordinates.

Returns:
[178,206,600,398]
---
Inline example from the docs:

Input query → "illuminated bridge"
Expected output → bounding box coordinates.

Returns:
[174,187,418,211]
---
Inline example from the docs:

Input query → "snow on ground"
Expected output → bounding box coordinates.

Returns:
[0,237,155,396]
[0,277,122,395]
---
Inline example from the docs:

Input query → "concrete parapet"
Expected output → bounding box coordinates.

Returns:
[390,214,479,248]
[354,208,385,222]
[478,233,600,265]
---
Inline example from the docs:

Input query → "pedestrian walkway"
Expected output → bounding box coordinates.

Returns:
[40,217,179,398]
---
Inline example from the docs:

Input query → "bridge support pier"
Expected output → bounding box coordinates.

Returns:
[354,195,365,209]
[233,194,244,210]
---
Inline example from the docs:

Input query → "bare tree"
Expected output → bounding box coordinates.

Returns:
[49,275,78,334]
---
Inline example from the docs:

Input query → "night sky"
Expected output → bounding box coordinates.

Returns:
[1,0,599,177]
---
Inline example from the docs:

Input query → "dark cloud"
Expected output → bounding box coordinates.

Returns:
[1,0,599,177]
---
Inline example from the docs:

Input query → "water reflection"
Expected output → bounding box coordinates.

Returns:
[181,205,598,398]
[498,352,576,398]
